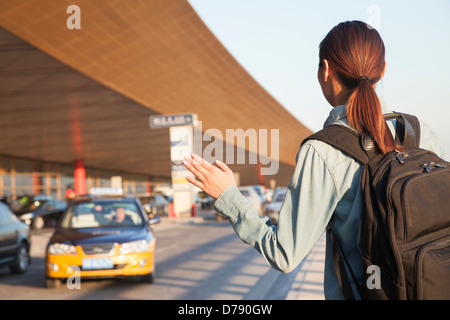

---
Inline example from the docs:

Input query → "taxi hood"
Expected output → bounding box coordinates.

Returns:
[49,227,150,246]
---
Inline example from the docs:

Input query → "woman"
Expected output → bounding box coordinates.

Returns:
[182,21,445,299]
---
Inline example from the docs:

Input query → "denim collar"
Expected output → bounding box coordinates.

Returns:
[323,104,347,128]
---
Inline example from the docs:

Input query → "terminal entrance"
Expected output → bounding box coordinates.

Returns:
[0,155,169,202]
[0,171,64,199]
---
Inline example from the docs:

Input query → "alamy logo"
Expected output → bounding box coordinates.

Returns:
[193,121,280,175]
[67,265,81,289]
[366,5,381,30]
[366,265,381,290]
[66,5,81,30]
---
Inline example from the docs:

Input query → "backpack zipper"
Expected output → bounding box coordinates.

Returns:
[372,149,429,186]
[420,162,449,173]
[395,150,409,164]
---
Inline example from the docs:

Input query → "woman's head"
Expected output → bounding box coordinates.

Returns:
[318,20,396,154]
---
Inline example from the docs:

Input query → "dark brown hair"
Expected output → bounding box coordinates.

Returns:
[319,20,397,154]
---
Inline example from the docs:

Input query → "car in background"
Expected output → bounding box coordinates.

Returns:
[251,185,269,203]
[263,189,286,225]
[0,202,31,274]
[199,195,215,209]
[139,194,169,216]
[12,194,52,210]
[45,197,156,288]
[272,187,287,201]
[239,186,263,215]
[15,199,68,230]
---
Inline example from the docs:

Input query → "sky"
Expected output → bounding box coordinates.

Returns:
[189,0,450,156]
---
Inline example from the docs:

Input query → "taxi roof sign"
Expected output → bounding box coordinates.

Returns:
[90,187,124,196]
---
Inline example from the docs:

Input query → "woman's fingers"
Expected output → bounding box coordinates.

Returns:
[189,154,211,174]
[185,175,204,189]
[183,156,206,181]
[190,153,215,172]
[215,159,232,173]
[182,154,236,199]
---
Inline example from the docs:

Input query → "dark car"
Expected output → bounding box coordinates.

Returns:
[0,202,31,274]
[139,194,169,216]
[15,199,68,230]
[45,197,157,288]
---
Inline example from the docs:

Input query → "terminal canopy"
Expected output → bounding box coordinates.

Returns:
[0,0,311,187]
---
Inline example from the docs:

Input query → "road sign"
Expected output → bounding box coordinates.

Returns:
[150,113,196,129]
[149,113,197,217]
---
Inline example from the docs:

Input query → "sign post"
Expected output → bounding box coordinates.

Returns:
[150,113,197,217]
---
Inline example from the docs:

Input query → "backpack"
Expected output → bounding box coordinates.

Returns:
[302,112,450,300]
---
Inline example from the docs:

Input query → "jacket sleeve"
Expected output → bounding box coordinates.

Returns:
[214,142,341,273]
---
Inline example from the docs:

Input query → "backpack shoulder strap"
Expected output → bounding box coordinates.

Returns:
[301,125,370,164]
[302,113,421,163]
[385,112,421,147]
[401,113,421,147]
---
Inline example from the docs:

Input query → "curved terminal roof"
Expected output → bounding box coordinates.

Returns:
[0,0,311,185]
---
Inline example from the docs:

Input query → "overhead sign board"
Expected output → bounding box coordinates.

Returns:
[150,113,196,129]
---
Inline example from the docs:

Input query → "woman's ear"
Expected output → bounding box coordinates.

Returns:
[321,59,330,82]
[317,59,331,86]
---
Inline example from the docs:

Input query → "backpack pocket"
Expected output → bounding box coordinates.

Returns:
[402,169,450,241]
[415,235,450,299]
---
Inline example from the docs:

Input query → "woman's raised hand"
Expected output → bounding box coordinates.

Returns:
[183,154,236,199]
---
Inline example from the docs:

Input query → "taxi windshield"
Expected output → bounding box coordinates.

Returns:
[60,201,143,229]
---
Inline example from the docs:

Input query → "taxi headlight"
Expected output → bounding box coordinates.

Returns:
[48,243,77,255]
[119,239,149,254]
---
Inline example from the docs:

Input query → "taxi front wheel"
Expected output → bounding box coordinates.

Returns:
[46,278,61,289]
[140,272,154,284]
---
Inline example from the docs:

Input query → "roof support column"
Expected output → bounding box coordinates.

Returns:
[32,162,42,195]
[74,159,86,195]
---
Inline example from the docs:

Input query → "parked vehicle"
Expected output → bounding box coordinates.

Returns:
[15,199,68,230]
[238,186,263,215]
[199,195,215,209]
[251,185,269,203]
[139,194,169,216]
[0,202,31,274]
[262,190,286,225]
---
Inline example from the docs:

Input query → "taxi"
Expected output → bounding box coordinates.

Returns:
[45,192,157,288]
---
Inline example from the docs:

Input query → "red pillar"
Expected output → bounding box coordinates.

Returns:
[74,159,86,195]
[32,162,41,195]
[146,178,152,194]
[257,159,265,186]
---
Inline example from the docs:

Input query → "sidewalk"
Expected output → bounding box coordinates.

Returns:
[157,209,326,300]
[285,233,326,300]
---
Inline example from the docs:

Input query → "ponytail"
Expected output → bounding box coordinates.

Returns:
[319,21,399,154]
[347,77,397,154]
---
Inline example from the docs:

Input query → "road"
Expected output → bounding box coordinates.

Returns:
[0,211,302,300]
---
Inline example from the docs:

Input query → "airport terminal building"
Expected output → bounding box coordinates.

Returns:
[0,0,311,200]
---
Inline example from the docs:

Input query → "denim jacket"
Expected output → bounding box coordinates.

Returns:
[214,104,446,299]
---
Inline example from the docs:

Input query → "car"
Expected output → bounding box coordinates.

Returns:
[270,187,287,204]
[0,202,31,274]
[12,194,52,211]
[263,190,286,225]
[199,195,215,209]
[15,199,68,230]
[251,185,269,203]
[45,197,156,288]
[139,194,169,216]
